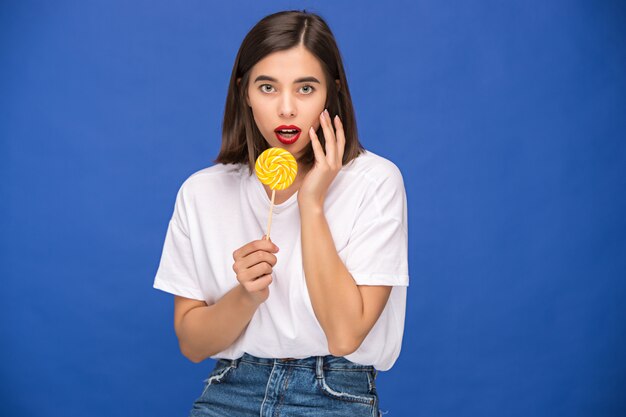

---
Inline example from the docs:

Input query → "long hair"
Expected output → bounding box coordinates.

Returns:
[214,10,364,174]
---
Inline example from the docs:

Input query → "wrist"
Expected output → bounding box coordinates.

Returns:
[297,197,324,214]
[237,284,262,308]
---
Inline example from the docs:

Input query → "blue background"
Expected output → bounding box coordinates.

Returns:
[2,1,625,416]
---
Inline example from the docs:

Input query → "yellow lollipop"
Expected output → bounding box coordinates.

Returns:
[255,148,298,240]
[255,147,297,190]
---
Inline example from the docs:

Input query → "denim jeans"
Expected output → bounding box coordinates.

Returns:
[189,352,382,417]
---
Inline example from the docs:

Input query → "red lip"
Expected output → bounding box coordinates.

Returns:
[274,125,302,145]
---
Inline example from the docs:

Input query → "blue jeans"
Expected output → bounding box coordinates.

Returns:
[189,352,382,417]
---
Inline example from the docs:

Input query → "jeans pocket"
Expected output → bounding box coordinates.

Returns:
[200,359,236,396]
[316,368,377,405]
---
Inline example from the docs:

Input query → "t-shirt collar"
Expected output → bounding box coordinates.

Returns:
[245,167,299,214]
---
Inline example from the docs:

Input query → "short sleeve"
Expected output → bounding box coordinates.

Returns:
[153,182,205,300]
[344,164,409,286]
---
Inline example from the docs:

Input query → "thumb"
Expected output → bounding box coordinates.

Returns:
[262,235,279,251]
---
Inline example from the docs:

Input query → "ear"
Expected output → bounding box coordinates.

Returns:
[335,79,340,91]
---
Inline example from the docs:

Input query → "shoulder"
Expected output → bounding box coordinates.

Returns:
[178,163,246,198]
[337,150,408,227]
[342,150,405,190]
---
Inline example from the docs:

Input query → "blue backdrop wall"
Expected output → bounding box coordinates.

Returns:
[1,1,625,416]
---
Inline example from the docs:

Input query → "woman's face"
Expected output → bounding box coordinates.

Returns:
[246,45,328,161]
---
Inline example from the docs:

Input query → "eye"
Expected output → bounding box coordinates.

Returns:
[300,85,315,94]
[259,84,315,94]
[259,84,275,93]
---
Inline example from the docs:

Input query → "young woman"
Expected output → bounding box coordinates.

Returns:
[154,9,409,417]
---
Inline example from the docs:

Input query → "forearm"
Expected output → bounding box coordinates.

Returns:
[300,205,364,356]
[178,284,260,362]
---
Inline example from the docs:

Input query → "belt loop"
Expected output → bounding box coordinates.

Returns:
[315,356,324,379]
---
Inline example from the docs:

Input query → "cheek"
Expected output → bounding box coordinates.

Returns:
[248,101,268,128]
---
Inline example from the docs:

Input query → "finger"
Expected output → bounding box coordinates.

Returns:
[320,109,337,164]
[244,274,273,292]
[238,250,277,271]
[241,261,273,283]
[334,115,345,165]
[233,239,278,261]
[234,254,276,280]
[309,126,327,164]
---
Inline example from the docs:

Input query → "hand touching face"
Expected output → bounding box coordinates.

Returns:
[297,108,345,208]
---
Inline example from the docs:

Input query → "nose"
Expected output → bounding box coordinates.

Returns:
[278,93,296,118]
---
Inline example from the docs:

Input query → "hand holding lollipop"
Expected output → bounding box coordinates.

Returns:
[255,147,297,240]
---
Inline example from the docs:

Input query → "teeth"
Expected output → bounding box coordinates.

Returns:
[278,129,298,133]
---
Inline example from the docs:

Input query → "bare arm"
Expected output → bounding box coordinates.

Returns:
[298,110,392,357]
[174,237,279,363]
[300,206,391,357]
[174,286,259,362]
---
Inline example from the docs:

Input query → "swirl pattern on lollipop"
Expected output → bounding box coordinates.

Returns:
[255,147,297,191]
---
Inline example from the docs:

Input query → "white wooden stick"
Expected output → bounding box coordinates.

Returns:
[264,189,276,240]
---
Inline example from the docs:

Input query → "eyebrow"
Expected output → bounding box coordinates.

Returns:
[253,75,321,84]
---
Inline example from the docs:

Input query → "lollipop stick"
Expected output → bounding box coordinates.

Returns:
[265,189,276,240]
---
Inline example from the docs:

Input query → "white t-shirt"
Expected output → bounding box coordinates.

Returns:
[153,150,409,371]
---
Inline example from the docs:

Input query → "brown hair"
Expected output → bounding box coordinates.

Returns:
[214,9,365,174]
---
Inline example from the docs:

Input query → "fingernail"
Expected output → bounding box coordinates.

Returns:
[309,126,314,134]
[325,108,329,116]
[320,111,325,121]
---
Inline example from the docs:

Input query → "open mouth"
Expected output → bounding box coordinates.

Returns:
[274,126,302,144]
